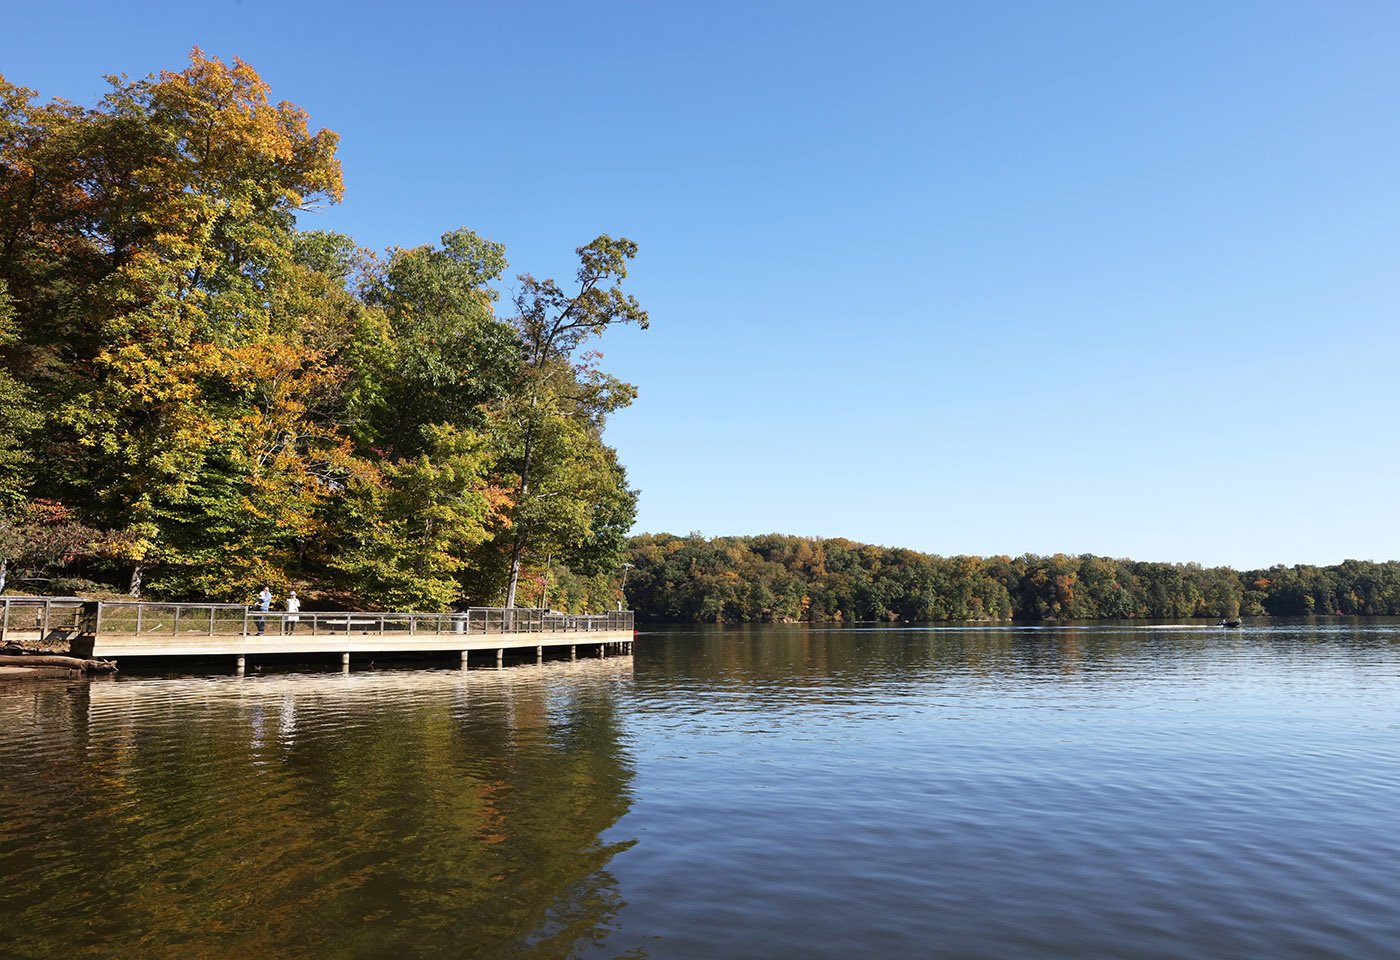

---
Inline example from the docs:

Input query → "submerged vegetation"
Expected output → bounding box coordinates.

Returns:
[625,533,1400,623]
[0,51,645,610]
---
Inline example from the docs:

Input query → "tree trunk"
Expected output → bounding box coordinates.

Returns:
[128,561,144,597]
[504,523,526,610]
[0,654,117,673]
[0,556,7,595]
[504,416,537,610]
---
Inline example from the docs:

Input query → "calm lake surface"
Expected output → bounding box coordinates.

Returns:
[4,621,1400,958]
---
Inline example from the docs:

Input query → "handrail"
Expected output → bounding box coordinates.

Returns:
[0,597,93,648]
[86,601,634,639]
[3,597,633,643]
[94,601,253,608]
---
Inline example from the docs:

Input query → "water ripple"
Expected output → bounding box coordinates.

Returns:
[5,625,1400,958]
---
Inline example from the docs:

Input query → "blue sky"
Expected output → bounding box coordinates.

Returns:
[4,1,1397,568]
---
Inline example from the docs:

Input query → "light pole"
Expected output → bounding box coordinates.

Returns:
[618,562,634,611]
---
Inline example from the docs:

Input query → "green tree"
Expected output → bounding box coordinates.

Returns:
[355,228,518,460]
[329,425,501,610]
[496,236,648,609]
[0,280,39,517]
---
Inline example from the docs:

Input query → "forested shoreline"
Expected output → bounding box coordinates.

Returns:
[625,533,1400,622]
[0,52,645,611]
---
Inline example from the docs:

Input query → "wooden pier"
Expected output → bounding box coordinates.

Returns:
[1,598,635,669]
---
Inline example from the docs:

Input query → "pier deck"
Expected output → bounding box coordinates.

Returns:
[2,599,634,664]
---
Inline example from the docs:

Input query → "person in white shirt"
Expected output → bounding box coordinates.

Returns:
[286,591,302,633]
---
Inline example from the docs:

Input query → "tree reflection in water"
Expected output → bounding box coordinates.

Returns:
[0,661,638,959]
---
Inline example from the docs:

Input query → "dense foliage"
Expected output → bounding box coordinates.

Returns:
[626,534,1400,622]
[0,52,644,610]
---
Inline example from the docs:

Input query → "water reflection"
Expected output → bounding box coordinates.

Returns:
[7,624,1400,959]
[637,619,1400,686]
[0,661,636,960]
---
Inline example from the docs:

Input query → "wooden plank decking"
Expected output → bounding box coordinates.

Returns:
[87,628,634,658]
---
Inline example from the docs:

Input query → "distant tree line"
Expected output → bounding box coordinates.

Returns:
[0,51,645,611]
[625,534,1400,622]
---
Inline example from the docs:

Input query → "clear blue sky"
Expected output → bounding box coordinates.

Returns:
[5,1,1398,569]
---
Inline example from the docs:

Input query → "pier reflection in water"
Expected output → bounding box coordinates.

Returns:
[0,661,636,960]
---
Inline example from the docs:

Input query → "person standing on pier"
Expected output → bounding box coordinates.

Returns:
[285,591,301,632]
[255,585,272,635]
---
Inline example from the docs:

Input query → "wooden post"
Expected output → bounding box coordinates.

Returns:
[235,655,245,674]
[342,652,350,668]
[536,645,543,664]
[570,645,576,660]
[460,650,469,669]
[496,648,504,667]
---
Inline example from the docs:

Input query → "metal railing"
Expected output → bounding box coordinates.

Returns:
[91,602,634,639]
[0,597,93,649]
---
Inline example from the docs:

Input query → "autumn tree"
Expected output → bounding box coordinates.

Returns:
[1,51,349,597]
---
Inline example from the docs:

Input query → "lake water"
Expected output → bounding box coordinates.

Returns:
[3,621,1400,958]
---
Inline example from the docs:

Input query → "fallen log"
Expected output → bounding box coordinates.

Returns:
[0,654,117,673]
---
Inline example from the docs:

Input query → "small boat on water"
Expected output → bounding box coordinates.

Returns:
[1219,618,1243,628]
